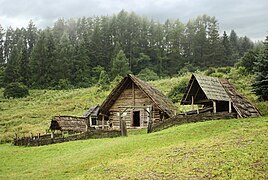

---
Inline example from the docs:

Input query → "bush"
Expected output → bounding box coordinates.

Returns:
[4,82,29,98]
[167,77,188,103]
[137,68,159,81]
[256,101,268,116]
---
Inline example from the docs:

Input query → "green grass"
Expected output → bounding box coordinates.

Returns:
[1,69,268,143]
[0,87,109,142]
[0,117,267,179]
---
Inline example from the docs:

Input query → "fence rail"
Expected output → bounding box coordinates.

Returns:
[13,130,121,146]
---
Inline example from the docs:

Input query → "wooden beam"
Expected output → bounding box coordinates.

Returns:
[185,78,195,101]
[132,82,135,106]
[102,115,104,129]
[213,101,216,113]
[229,101,232,113]
[191,96,194,110]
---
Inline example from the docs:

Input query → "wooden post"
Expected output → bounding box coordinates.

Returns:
[51,131,54,139]
[102,115,105,129]
[213,101,217,113]
[147,106,153,133]
[191,96,194,110]
[119,111,127,136]
[38,133,40,139]
[197,106,199,114]
[229,101,232,113]
[132,82,135,106]
[85,118,89,132]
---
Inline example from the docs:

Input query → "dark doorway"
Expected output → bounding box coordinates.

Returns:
[133,111,140,127]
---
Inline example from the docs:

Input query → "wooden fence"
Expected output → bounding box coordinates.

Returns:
[13,130,121,146]
[148,111,237,133]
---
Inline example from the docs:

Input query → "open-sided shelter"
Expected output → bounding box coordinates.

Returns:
[181,74,261,118]
[99,74,176,129]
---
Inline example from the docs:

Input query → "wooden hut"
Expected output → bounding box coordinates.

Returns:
[50,105,101,133]
[181,74,261,118]
[83,105,101,128]
[99,74,176,129]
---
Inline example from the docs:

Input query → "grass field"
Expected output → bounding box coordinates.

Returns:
[0,117,267,179]
[0,75,182,143]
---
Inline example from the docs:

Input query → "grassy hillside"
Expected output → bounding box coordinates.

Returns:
[0,69,268,143]
[0,117,267,179]
[0,87,109,142]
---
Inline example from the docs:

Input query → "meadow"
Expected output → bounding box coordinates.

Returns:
[0,69,268,179]
[0,117,267,179]
[1,69,268,143]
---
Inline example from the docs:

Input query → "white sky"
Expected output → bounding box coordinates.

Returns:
[0,0,267,41]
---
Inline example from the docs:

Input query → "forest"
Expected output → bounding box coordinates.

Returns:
[0,10,260,90]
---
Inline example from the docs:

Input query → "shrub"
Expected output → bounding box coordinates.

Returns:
[97,70,110,91]
[137,68,159,81]
[4,82,29,98]
[256,101,268,116]
[167,77,188,103]
[204,68,216,76]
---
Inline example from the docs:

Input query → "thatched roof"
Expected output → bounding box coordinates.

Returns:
[83,105,99,117]
[99,74,176,117]
[50,116,87,132]
[181,74,261,118]
[181,74,230,104]
[220,79,261,118]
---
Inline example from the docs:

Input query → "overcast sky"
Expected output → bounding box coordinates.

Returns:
[0,0,267,41]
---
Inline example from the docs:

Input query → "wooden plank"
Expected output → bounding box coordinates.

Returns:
[213,101,217,113]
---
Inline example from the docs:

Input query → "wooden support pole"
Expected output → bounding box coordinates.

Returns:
[85,118,89,132]
[132,82,135,106]
[119,111,127,136]
[102,115,105,129]
[229,101,232,113]
[213,101,217,113]
[147,106,153,133]
[51,131,54,139]
[191,96,194,110]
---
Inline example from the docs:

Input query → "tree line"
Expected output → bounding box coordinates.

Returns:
[0,10,255,89]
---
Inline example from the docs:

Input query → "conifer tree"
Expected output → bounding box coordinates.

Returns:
[111,50,130,78]
[252,36,268,101]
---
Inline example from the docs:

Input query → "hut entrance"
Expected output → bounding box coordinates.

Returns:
[133,111,140,127]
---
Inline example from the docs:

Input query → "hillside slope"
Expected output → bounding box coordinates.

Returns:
[0,117,267,179]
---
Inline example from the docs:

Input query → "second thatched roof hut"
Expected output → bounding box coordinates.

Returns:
[181,74,261,118]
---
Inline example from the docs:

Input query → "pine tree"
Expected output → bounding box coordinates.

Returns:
[252,36,268,101]
[222,31,232,65]
[111,50,130,78]
[0,25,5,66]
[3,46,21,84]
[30,29,56,88]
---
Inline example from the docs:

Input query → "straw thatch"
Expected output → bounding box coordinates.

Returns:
[83,105,99,117]
[50,116,87,132]
[220,79,261,118]
[99,74,176,117]
[181,74,230,104]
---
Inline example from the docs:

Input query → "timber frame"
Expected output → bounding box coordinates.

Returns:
[181,74,261,118]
